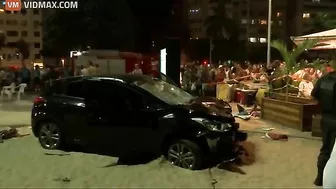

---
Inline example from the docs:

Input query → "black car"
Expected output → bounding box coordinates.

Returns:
[31,75,247,170]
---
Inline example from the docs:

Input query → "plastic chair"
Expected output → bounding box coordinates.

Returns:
[0,83,16,100]
[16,83,27,101]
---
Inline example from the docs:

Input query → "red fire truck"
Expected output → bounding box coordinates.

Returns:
[71,50,159,76]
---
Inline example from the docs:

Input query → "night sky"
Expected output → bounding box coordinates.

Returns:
[126,0,174,51]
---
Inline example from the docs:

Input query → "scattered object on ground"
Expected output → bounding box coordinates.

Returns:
[261,127,275,131]
[0,128,30,143]
[218,141,255,175]
[53,177,71,183]
[264,133,288,141]
[102,162,119,168]
[237,104,249,115]
[234,104,252,120]
[234,114,251,120]
[218,163,246,174]
[249,104,261,117]
[236,141,256,166]
[250,110,260,117]
[44,152,70,156]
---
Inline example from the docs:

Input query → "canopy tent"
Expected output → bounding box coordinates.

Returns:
[291,28,336,50]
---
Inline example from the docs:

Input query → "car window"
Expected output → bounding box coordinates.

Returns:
[86,80,144,110]
[43,80,64,95]
[65,81,84,98]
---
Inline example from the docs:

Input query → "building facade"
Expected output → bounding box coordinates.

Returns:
[0,3,42,68]
[187,0,336,44]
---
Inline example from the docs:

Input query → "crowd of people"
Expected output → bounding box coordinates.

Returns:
[76,61,100,76]
[180,60,335,97]
[0,65,73,91]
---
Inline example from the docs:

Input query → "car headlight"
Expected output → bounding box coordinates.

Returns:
[192,118,232,132]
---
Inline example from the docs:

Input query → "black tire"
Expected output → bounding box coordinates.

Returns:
[37,121,64,150]
[167,139,203,170]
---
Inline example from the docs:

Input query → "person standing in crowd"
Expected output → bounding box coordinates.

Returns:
[182,65,192,91]
[223,64,231,80]
[87,61,96,75]
[33,65,41,91]
[232,63,247,79]
[0,68,6,87]
[311,70,336,186]
[215,65,225,82]
[132,64,143,74]
[325,63,334,73]
[95,64,100,75]
[63,65,71,77]
[48,66,58,81]
[21,65,30,85]
[200,65,211,95]
[209,64,217,81]
[80,65,88,76]
[298,73,314,98]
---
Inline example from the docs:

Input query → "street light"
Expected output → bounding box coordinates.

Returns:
[267,0,272,68]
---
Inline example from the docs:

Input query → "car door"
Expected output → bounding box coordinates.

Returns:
[84,80,162,156]
[58,81,88,144]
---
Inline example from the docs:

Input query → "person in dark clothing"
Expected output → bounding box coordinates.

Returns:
[311,71,336,186]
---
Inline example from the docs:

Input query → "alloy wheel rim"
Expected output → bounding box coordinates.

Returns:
[39,123,60,148]
[167,143,196,169]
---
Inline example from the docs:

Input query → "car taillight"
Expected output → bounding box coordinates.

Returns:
[33,96,45,104]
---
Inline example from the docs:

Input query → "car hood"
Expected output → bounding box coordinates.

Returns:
[172,96,234,122]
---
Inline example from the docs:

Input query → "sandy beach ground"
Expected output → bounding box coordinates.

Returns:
[0,128,321,188]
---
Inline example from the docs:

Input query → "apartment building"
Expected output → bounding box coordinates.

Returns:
[187,0,336,45]
[0,2,42,67]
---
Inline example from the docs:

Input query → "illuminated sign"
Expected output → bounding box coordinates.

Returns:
[160,48,166,74]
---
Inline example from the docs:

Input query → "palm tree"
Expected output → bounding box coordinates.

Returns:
[307,13,336,34]
[270,39,318,101]
[16,39,30,66]
[204,0,238,40]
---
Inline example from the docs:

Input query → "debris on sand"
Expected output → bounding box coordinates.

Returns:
[53,177,71,183]
[0,128,30,143]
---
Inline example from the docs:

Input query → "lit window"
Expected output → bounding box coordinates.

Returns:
[249,37,256,43]
[260,20,267,25]
[303,13,310,18]
[277,12,281,17]
[251,19,256,24]
[241,19,247,24]
[260,38,267,43]
[189,9,200,13]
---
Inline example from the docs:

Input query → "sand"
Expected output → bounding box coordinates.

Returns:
[0,131,321,188]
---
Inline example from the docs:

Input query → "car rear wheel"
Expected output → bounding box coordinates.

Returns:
[38,122,63,150]
[167,139,203,170]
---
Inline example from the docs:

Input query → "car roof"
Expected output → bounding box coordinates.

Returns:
[56,74,153,84]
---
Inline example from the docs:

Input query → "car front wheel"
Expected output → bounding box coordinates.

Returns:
[37,122,63,150]
[167,139,203,170]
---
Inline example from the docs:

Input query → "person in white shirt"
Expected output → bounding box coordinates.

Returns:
[298,73,314,98]
[87,61,97,76]
[132,64,142,74]
[323,138,336,188]
[80,65,89,76]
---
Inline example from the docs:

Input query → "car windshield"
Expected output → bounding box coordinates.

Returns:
[133,78,194,105]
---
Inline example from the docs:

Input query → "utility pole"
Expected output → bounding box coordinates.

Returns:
[267,0,272,68]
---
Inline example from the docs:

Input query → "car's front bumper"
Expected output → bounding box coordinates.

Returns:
[204,126,247,162]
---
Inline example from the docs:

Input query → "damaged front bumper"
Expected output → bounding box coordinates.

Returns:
[205,124,247,162]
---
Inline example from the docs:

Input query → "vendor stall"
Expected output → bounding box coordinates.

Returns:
[291,28,336,50]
